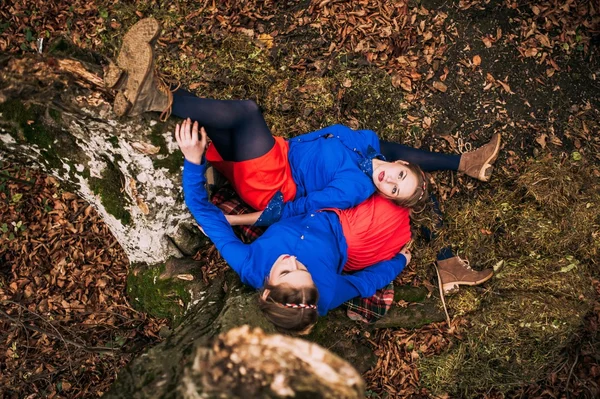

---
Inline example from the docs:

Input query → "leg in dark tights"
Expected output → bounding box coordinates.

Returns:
[379,140,460,172]
[171,89,274,162]
[421,193,456,261]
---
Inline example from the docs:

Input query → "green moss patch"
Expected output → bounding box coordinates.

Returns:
[0,100,86,174]
[89,160,131,224]
[127,264,192,324]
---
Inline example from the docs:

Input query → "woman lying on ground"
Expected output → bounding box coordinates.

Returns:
[106,18,501,227]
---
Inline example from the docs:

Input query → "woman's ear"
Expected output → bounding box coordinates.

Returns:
[395,160,409,165]
[261,289,270,301]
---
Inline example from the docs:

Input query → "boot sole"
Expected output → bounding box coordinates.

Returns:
[477,133,501,181]
[108,18,160,91]
[113,18,160,116]
[122,18,161,46]
[119,44,154,117]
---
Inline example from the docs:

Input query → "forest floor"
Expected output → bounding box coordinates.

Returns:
[1,0,600,398]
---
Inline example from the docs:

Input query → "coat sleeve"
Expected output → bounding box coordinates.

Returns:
[328,253,408,309]
[182,160,255,285]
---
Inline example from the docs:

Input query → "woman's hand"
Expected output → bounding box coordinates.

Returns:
[399,247,412,265]
[225,211,264,226]
[175,118,207,165]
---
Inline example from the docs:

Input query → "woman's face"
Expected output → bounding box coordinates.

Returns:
[372,161,419,200]
[267,254,314,289]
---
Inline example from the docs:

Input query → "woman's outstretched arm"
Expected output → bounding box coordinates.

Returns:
[177,119,253,282]
[327,249,411,311]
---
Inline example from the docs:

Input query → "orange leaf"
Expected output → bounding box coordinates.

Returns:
[472,55,481,66]
[433,81,447,92]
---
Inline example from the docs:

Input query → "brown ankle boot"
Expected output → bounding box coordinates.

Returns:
[435,256,494,295]
[109,18,173,119]
[105,18,160,91]
[458,133,501,181]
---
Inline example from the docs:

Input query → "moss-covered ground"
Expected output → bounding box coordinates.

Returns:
[126,264,192,324]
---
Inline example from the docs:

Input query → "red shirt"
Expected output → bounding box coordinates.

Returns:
[330,195,411,272]
[206,137,297,210]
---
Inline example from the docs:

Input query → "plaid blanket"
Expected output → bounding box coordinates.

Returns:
[210,184,394,323]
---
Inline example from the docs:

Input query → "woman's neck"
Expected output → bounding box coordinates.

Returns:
[372,158,386,169]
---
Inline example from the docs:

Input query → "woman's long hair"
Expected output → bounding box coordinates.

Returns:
[392,162,429,211]
[258,282,319,335]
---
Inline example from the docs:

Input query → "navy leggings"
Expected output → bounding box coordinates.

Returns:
[171,90,461,170]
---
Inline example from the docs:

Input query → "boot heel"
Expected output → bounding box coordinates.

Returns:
[442,283,460,295]
[113,91,132,117]
[478,164,493,181]
[104,62,127,90]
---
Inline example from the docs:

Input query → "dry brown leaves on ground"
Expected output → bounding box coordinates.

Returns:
[0,163,165,398]
[365,319,466,398]
[0,0,109,53]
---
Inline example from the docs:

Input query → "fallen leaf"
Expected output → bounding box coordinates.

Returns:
[497,80,513,94]
[433,81,448,92]
[393,75,412,92]
[550,135,563,146]
[482,36,493,48]
[136,198,150,215]
[535,134,547,148]
[537,34,551,48]
[422,116,432,129]
[440,66,449,81]
[524,47,538,57]
[131,141,161,155]
[440,135,457,151]
[472,55,481,66]
[257,33,274,49]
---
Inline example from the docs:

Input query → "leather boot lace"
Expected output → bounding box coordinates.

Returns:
[459,257,473,270]
[156,72,178,122]
[434,264,452,329]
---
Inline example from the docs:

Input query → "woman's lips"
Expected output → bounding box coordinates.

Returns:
[378,171,385,182]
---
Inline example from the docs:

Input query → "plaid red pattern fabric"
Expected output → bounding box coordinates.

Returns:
[210,184,395,322]
[344,283,395,323]
[210,184,265,243]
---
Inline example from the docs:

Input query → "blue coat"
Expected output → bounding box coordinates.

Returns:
[257,124,383,225]
[182,159,407,315]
